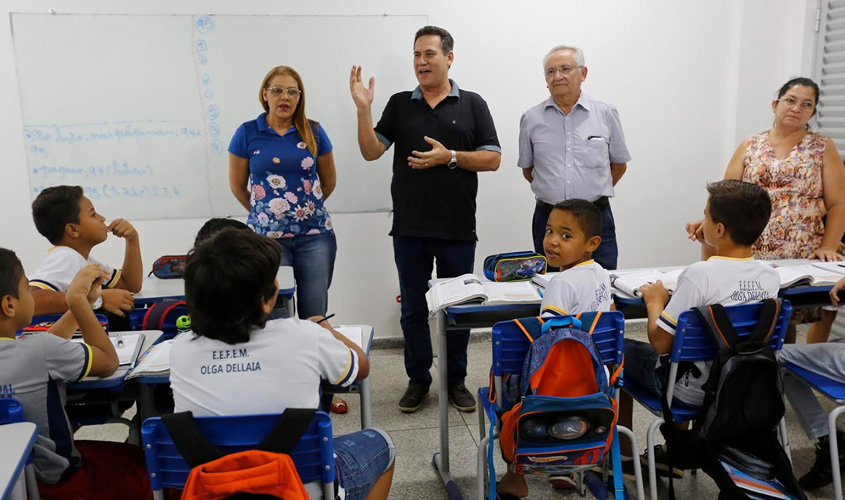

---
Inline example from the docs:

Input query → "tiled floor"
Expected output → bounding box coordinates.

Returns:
[77,321,841,499]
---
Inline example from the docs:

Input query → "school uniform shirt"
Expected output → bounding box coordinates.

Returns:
[0,333,92,483]
[229,115,334,238]
[170,317,358,415]
[656,256,780,406]
[541,260,612,315]
[28,246,120,292]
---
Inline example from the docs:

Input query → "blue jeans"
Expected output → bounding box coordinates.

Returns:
[393,236,476,388]
[532,201,619,271]
[334,429,394,500]
[277,231,337,319]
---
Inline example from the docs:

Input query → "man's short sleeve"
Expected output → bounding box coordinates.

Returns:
[470,95,501,153]
[228,123,249,159]
[541,278,575,316]
[315,326,359,388]
[29,251,83,292]
[517,112,534,168]
[605,106,631,164]
[658,271,705,335]
[88,256,120,289]
[42,334,92,382]
[314,123,333,156]
[373,94,398,149]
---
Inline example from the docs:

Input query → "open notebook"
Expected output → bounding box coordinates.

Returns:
[775,264,843,289]
[71,332,145,366]
[609,269,684,299]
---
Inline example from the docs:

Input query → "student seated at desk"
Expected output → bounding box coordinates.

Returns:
[777,275,845,490]
[28,185,143,330]
[497,199,612,498]
[0,249,152,500]
[170,229,394,500]
[619,180,779,478]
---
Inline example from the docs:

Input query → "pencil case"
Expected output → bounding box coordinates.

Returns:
[483,251,547,282]
[149,255,187,279]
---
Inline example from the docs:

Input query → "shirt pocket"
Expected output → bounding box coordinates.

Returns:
[583,138,609,169]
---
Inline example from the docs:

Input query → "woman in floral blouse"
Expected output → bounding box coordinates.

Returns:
[688,77,845,343]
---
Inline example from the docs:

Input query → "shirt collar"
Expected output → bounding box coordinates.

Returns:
[411,79,460,100]
[544,92,589,113]
[257,113,297,137]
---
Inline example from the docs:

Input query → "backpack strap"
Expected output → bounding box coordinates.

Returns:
[539,315,582,335]
[142,300,187,331]
[693,303,741,350]
[256,408,317,454]
[748,298,782,344]
[161,411,226,468]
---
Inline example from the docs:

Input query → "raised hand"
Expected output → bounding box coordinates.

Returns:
[349,65,375,110]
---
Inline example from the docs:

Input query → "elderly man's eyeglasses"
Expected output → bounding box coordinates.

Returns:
[778,97,815,111]
[266,87,301,98]
[545,66,580,77]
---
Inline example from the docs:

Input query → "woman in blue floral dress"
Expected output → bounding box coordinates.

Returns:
[228,66,338,321]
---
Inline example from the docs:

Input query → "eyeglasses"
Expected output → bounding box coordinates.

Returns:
[266,86,301,98]
[778,96,815,111]
[545,65,581,77]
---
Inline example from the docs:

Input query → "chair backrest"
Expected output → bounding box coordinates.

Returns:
[0,397,24,424]
[141,411,335,492]
[491,311,625,376]
[670,300,792,363]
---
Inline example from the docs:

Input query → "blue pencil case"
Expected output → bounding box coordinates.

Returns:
[483,251,547,282]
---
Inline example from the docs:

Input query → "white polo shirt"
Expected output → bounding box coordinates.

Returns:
[28,246,120,292]
[170,318,359,416]
[656,256,780,406]
[541,260,612,315]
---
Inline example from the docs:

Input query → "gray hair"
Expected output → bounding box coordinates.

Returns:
[543,45,585,69]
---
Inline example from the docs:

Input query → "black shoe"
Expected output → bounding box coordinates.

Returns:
[641,444,684,479]
[799,433,845,490]
[448,384,476,412]
[398,384,429,413]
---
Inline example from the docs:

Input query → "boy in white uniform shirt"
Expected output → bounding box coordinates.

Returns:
[540,199,612,316]
[619,180,779,478]
[170,229,394,500]
[498,199,611,498]
[28,186,142,327]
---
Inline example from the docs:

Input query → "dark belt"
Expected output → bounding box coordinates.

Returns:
[537,196,609,211]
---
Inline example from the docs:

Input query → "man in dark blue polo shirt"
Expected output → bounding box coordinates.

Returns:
[350,25,501,413]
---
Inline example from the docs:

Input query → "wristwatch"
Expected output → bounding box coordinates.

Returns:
[447,150,458,170]
[91,296,103,310]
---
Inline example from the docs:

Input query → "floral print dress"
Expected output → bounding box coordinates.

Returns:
[742,130,828,260]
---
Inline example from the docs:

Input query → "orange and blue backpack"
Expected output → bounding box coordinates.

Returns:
[492,314,625,498]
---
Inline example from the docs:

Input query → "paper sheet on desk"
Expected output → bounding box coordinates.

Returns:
[335,326,364,350]
[126,339,173,379]
[72,333,144,366]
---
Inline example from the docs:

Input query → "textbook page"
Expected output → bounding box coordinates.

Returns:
[610,269,683,298]
[812,261,845,276]
[126,339,173,379]
[480,282,542,305]
[776,265,842,288]
[425,274,487,312]
[532,272,559,288]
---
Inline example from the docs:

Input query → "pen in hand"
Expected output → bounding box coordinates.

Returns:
[315,313,336,324]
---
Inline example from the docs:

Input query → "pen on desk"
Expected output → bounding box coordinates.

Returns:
[536,287,544,298]
[316,313,335,324]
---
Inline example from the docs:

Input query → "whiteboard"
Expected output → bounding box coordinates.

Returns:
[12,13,426,219]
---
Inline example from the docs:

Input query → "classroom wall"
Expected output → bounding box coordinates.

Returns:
[0,0,815,339]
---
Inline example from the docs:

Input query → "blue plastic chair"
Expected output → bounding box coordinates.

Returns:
[0,397,41,500]
[141,411,335,500]
[476,311,644,500]
[623,300,793,500]
[783,362,845,500]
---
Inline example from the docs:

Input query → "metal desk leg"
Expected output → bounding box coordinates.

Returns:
[432,309,463,499]
[359,377,373,430]
[285,296,295,319]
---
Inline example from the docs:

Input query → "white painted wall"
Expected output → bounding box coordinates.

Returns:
[0,0,815,338]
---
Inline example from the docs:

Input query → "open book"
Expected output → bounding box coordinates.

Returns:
[71,332,145,366]
[425,274,541,312]
[126,339,172,379]
[811,261,845,277]
[609,269,684,299]
[775,264,843,289]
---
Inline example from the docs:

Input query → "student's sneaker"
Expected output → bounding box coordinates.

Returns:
[398,384,429,413]
[641,444,684,479]
[448,384,476,412]
[548,473,577,490]
[799,433,845,490]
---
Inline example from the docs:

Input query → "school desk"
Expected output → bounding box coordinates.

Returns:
[0,422,37,500]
